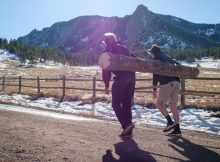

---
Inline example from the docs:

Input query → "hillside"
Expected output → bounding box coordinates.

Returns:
[18,4,220,55]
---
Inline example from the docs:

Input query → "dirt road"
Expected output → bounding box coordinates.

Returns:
[0,107,220,162]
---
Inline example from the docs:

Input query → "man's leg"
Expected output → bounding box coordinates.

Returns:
[157,101,169,117]
[157,85,175,132]
[169,81,181,124]
[157,85,172,117]
[121,79,135,128]
[112,78,128,129]
[168,102,181,135]
[168,81,181,135]
[169,102,179,124]
[118,80,135,138]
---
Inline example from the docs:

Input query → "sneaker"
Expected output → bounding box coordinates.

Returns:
[119,131,133,139]
[119,124,135,139]
[167,129,182,136]
[163,122,176,132]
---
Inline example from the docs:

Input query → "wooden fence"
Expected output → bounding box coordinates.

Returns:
[1,76,220,106]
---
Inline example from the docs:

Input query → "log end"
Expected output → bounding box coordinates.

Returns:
[181,66,200,78]
[98,52,110,69]
[192,67,200,78]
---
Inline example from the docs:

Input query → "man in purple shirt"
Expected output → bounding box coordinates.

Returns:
[102,33,135,139]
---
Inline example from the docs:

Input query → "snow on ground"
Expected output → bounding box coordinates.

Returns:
[0,49,19,68]
[0,93,219,135]
[0,49,19,61]
[0,103,99,122]
[198,60,220,69]
[181,57,220,69]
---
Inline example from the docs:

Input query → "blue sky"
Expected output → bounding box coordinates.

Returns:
[1,0,220,40]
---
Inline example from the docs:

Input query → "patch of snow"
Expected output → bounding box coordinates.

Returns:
[72,66,99,70]
[147,32,189,49]
[0,49,19,60]
[182,57,220,69]
[196,28,215,37]
[178,41,188,49]
[0,103,99,122]
[0,93,219,135]
[142,36,154,45]
[171,17,181,23]
[0,49,19,68]
[65,47,72,51]
[203,71,220,75]
[36,61,65,69]
[160,43,170,49]
[200,62,220,69]
[36,64,57,69]
[41,42,48,47]
[206,28,215,37]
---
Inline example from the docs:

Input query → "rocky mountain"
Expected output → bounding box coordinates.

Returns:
[18,4,220,55]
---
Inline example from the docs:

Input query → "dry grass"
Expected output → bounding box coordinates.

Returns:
[1,59,220,110]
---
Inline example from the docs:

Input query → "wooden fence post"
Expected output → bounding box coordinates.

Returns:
[62,75,66,97]
[2,76,5,91]
[37,77,40,94]
[181,78,186,107]
[92,76,96,103]
[18,76,21,93]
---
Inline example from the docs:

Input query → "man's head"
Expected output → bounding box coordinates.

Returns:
[147,44,161,55]
[103,32,117,46]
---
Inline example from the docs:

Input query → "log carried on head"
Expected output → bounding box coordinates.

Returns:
[98,52,199,78]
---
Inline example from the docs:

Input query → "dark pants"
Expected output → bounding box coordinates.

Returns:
[112,73,135,129]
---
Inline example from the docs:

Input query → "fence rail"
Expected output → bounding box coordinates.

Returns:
[1,75,220,106]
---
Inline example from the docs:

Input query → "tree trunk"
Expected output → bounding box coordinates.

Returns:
[98,52,199,78]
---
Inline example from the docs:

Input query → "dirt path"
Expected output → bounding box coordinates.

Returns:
[0,107,220,162]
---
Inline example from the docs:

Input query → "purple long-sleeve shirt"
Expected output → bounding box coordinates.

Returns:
[102,43,134,88]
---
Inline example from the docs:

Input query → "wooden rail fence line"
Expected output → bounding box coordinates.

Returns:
[1,76,220,106]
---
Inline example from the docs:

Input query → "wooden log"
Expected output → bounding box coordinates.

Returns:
[98,52,199,78]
